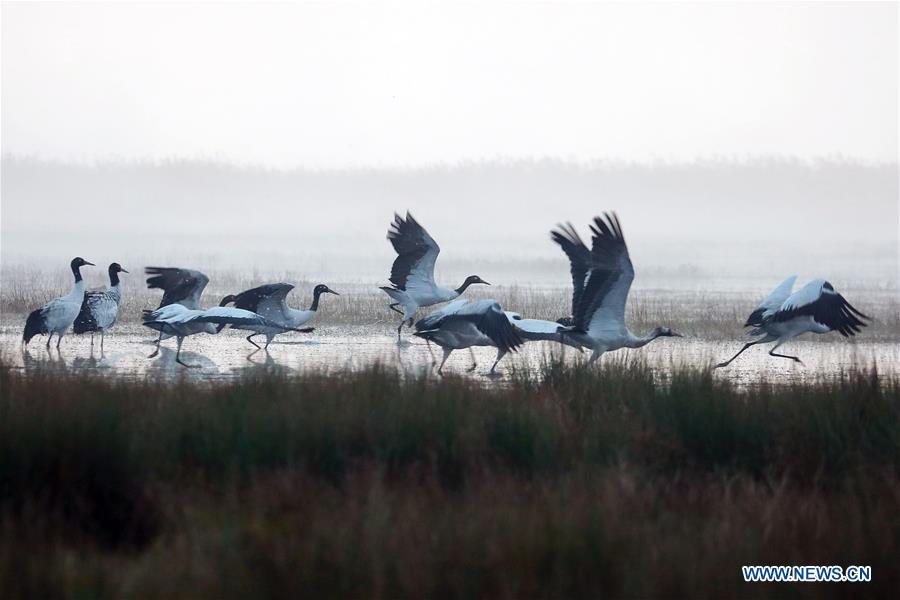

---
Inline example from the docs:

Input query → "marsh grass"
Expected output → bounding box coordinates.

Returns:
[1,356,898,598]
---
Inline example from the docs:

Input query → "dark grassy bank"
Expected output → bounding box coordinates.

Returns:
[1,358,898,598]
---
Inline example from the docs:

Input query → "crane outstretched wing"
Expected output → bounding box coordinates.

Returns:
[416,299,524,352]
[550,223,592,322]
[145,267,210,309]
[505,312,563,334]
[386,212,441,294]
[143,303,192,324]
[185,306,297,332]
[745,275,797,327]
[459,300,524,353]
[569,213,635,337]
[770,280,869,337]
[415,299,469,331]
[227,283,294,317]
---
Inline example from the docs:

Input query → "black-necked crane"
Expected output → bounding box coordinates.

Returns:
[218,283,339,349]
[142,303,303,367]
[144,266,211,358]
[551,213,681,364]
[73,262,128,351]
[715,277,869,368]
[381,212,490,340]
[414,299,524,375]
[23,257,95,349]
[144,267,305,366]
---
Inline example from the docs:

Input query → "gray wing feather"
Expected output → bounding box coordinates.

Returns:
[145,267,210,309]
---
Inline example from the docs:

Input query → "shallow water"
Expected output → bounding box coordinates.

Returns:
[2,319,896,385]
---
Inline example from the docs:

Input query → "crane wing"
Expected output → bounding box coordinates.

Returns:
[228,283,294,319]
[745,275,797,327]
[415,299,469,331]
[550,223,592,321]
[457,299,524,352]
[416,299,524,352]
[770,280,869,337]
[145,267,210,309]
[143,303,193,324]
[185,306,293,330]
[386,212,441,294]
[574,213,635,338]
[505,312,564,334]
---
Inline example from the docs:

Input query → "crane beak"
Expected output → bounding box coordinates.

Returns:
[327,288,340,295]
[483,280,491,286]
[84,260,95,266]
[120,268,129,273]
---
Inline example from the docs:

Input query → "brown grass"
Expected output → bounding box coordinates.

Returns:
[1,356,898,598]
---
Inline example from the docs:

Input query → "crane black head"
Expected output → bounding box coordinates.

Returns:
[310,284,339,311]
[313,284,340,297]
[456,275,490,294]
[71,257,94,269]
[107,262,128,285]
[70,257,94,282]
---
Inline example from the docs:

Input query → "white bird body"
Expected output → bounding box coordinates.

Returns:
[551,214,680,364]
[219,282,338,349]
[415,299,524,374]
[381,212,489,339]
[716,277,869,368]
[36,283,84,334]
[23,257,94,349]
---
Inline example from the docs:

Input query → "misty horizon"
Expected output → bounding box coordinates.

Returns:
[2,155,897,288]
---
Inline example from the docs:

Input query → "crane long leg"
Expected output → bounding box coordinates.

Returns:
[468,348,478,372]
[715,341,762,369]
[424,340,437,363]
[246,334,262,349]
[46,333,53,349]
[488,349,507,375]
[587,349,603,365]
[90,332,95,347]
[397,320,405,341]
[437,347,453,375]
[175,336,199,368]
[264,335,274,350]
[148,332,163,358]
[769,347,803,364]
[56,333,64,349]
[388,303,403,315]
[100,331,105,353]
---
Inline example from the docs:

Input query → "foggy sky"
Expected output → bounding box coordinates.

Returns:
[2,1,898,167]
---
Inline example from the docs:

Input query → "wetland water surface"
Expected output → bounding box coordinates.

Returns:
[2,320,896,385]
